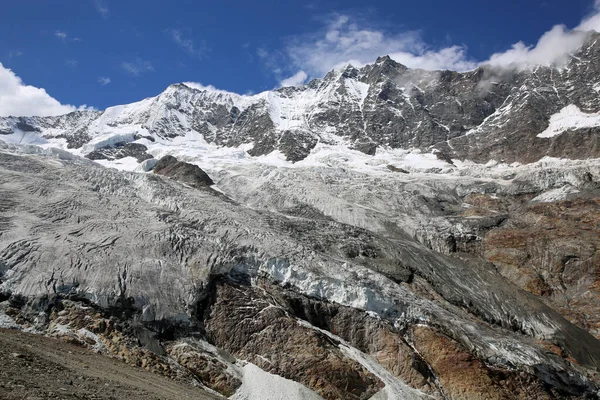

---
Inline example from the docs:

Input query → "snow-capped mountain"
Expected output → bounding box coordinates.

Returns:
[2,30,600,400]
[2,31,600,169]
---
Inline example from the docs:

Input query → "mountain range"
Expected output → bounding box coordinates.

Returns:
[1,30,600,400]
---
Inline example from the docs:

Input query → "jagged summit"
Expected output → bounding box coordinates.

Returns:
[1,31,600,166]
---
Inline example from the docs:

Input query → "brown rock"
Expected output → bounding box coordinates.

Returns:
[483,198,600,338]
[412,326,553,400]
[203,281,383,400]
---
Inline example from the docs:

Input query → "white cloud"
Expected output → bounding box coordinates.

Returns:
[55,31,68,40]
[54,31,81,43]
[389,46,475,71]
[98,77,111,86]
[95,0,109,18]
[182,82,217,91]
[182,82,240,96]
[168,29,207,59]
[0,63,89,117]
[277,2,600,80]
[121,58,154,76]
[284,15,477,78]
[579,0,600,31]
[485,2,600,68]
[257,47,284,76]
[280,70,308,87]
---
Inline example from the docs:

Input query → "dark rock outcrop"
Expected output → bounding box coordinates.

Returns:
[87,142,153,163]
[153,155,214,188]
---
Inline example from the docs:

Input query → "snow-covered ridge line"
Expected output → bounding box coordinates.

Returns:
[3,38,600,172]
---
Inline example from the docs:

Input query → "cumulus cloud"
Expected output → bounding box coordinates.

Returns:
[121,58,154,76]
[284,15,477,78]
[0,63,89,117]
[280,70,308,87]
[485,2,600,68]
[98,77,111,85]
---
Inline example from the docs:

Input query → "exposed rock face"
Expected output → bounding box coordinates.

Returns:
[166,341,241,397]
[436,33,600,163]
[202,281,383,400]
[2,33,600,165]
[482,197,600,339]
[87,142,153,163]
[153,155,214,188]
[410,326,554,400]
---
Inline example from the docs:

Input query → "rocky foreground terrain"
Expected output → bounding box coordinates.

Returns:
[0,328,218,400]
[1,30,600,400]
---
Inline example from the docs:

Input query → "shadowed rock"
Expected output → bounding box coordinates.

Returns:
[153,155,214,188]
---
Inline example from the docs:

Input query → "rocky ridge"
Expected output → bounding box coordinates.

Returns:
[1,32,600,166]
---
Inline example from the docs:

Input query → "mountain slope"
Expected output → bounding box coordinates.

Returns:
[1,141,600,398]
[1,31,600,166]
[1,29,600,400]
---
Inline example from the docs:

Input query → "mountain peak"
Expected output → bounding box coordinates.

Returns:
[2,48,600,165]
[375,55,392,64]
[374,54,406,69]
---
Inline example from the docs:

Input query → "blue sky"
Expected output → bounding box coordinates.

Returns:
[1,0,599,116]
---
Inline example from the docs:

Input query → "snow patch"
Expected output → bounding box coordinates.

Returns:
[90,128,452,177]
[93,156,141,172]
[0,130,47,145]
[81,133,138,154]
[538,105,600,138]
[231,362,323,400]
[344,80,369,109]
